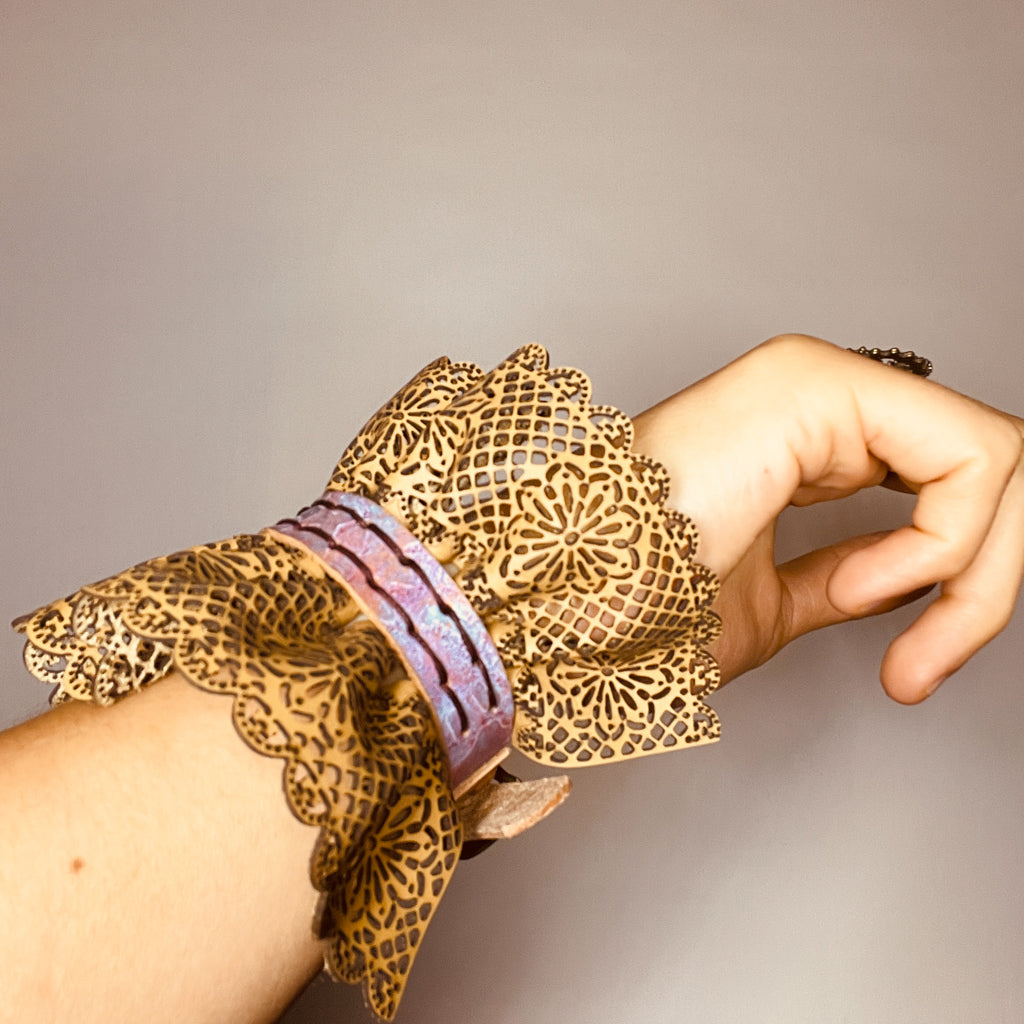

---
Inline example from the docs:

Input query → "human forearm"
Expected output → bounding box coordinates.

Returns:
[0,674,322,1024]
[6,338,1022,1024]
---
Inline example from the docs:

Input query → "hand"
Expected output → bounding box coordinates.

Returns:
[632,334,1024,704]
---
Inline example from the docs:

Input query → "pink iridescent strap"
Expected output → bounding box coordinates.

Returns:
[270,491,514,792]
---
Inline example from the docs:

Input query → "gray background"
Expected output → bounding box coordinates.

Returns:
[3,3,1023,1022]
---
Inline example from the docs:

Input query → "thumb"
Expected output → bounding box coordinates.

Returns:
[775,532,932,649]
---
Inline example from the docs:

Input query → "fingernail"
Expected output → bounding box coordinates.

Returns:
[924,674,948,698]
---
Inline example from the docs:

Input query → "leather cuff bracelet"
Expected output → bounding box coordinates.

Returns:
[14,345,722,1020]
[271,491,513,794]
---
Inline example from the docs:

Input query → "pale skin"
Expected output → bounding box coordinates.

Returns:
[633,335,1024,701]
[1,335,1021,1023]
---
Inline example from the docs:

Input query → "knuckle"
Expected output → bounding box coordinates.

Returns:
[982,416,1024,483]
[963,588,1017,645]
[1006,418,1024,472]
[759,333,826,355]
[754,333,835,373]
[990,601,1017,639]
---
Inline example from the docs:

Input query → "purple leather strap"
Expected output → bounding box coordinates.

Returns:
[272,491,513,791]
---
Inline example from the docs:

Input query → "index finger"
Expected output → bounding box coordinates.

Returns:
[823,358,1022,613]
[815,347,1024,699]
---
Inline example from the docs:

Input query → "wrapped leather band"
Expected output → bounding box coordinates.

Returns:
[12,345,723,1020]
[270,491,514,793]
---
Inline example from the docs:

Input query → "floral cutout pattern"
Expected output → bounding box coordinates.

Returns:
[14,345,722,1019]
[15,536,461,1021]
[326,344,722,767]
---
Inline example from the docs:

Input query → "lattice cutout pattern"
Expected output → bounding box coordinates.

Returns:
[15,536,460,1021]
[329,344,723,766]
[15,345,722,1019]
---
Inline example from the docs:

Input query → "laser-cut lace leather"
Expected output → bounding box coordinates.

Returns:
[14,345,721,1019]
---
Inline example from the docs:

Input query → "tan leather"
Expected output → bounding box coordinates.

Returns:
[14,345,720,1019]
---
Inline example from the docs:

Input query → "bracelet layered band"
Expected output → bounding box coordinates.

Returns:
[14,344,723,1020]
[270,492,513,793]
